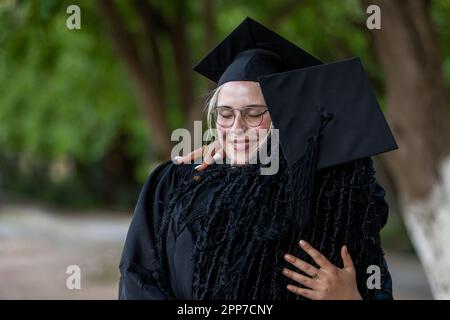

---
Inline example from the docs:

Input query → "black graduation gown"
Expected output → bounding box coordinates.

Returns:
[118,160,204,299]
[118,160,394,300]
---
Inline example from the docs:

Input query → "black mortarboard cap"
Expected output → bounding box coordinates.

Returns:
[258,57,398,170]
[193,17,322,85]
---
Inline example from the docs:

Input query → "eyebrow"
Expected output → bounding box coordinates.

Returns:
[216,104,268,109]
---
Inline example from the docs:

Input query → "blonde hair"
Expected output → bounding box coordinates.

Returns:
[204,84,224,143]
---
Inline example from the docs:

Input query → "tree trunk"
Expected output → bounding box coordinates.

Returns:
[99,0,172,160]
[362,0,450,299]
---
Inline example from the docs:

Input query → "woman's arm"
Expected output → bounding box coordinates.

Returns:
[373,256,393,300]
[118,161,175,300]
[281,181,394,300]
[373,182,394,300]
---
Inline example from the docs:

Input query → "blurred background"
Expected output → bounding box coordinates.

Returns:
[1,0,450,299]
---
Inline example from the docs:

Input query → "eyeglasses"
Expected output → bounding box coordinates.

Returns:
[213,105,269,128]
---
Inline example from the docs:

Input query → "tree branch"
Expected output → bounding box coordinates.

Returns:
[132,0,165,96]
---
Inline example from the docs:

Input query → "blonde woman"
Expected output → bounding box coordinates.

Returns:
[118,17,395,300]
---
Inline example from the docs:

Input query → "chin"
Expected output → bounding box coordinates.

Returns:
[225,143,259,165]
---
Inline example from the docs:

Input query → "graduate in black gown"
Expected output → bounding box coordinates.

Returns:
[118,17,397,300]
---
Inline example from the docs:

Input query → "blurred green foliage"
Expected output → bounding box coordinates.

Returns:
[0,0,149,207]
[0,0,449,213]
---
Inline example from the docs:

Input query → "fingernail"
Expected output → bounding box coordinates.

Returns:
[173,156,182,164]
[282,268,289,275]
[284,254,292,261]
[299,240,306,247]
[343,245,348,253]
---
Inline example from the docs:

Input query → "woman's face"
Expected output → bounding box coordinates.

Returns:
[216,81,272,165]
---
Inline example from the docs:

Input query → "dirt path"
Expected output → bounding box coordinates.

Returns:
[0,203,129,299]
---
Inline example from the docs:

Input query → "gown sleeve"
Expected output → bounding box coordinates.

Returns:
[372,181,394,300]
[118,160,177,300]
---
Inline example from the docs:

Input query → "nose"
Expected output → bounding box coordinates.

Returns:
[230,111,247,131]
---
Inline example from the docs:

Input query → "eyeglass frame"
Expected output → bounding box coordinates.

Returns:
[213,105,269,128]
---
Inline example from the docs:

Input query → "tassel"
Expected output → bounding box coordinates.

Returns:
[287,109,334,227]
